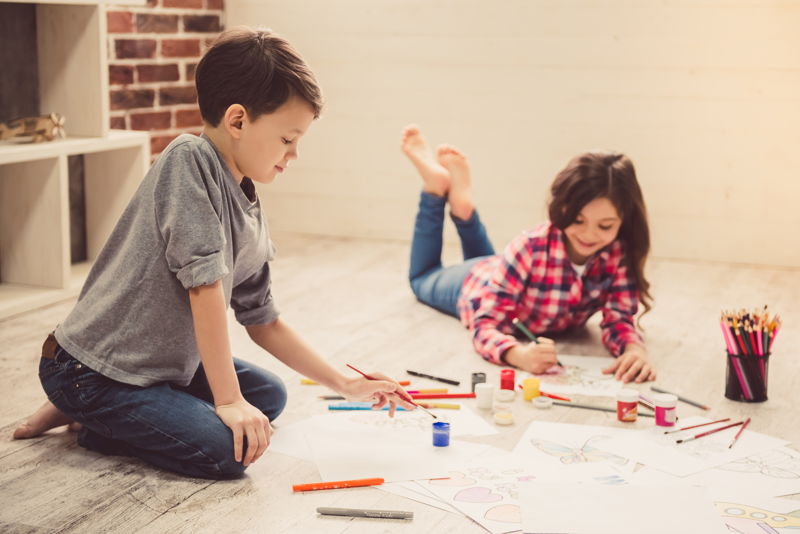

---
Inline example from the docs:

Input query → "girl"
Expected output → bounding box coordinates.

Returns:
[401,125,655,383]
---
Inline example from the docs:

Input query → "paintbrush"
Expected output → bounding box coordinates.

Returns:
[346,364,437,419]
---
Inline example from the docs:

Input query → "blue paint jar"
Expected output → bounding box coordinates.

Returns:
[432,421,451,447]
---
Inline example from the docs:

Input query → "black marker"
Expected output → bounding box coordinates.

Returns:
[406,370,460,386]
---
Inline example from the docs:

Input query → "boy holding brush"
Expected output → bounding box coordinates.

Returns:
[13,27,414,479]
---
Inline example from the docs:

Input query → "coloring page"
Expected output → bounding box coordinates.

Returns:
[412,455,535,534]
[522,354,622,397]
[597,416,789,477]
[512,420,635,474]
[341,404,497,437]
[712,493,800,534]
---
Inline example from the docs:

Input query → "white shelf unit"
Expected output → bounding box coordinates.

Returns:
[0,1,150,320]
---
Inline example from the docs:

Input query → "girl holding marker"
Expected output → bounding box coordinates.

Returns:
[401,125,656,383]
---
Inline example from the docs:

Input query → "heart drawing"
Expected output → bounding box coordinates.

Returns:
[485,503,521,523]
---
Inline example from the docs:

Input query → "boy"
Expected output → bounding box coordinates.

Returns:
[13,27,412,479]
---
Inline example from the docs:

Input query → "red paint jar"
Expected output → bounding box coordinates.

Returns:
[616,389,639,422]
[500,369,515,391]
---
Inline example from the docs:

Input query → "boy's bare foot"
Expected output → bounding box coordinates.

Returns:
[400,125,451,197]
[12,399,81,439]
[437,144,474,220]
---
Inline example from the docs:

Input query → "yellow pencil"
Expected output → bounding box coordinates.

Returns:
[419,402,460,410]
[300,378,319,385]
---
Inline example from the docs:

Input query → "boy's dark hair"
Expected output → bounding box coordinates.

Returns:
[195,27,323,126]
[548,151,653,319]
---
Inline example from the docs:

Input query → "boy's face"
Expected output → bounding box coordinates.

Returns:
[232,96,316,184]
[563,197,621,264]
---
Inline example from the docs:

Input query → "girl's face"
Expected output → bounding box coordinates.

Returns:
[563,197,622,264]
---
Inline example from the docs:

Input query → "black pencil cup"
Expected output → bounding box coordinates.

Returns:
[725,352,769,402]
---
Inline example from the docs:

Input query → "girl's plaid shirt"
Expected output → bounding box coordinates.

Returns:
[457,222,644,365]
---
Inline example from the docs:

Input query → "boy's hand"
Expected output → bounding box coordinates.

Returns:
[504,338,557,373]
[602,345,656,383]
[215,399,273,466]
[338,372,416,417]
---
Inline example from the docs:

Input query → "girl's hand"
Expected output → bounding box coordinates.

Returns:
[338,372,416,417]
[504,338,558,374]
[602,346,656,383]
[215,398,273,467]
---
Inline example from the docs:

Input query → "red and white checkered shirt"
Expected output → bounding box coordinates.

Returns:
[457,222,644,365]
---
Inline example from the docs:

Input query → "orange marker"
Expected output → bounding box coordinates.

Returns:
[292,477,384,492]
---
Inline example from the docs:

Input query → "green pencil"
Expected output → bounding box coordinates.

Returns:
[512,318,563,367]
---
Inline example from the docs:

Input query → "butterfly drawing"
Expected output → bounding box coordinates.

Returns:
[717,450,800,479]
[530,436,628,466]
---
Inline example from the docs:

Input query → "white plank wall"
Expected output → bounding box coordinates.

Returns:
[227,0,800,267]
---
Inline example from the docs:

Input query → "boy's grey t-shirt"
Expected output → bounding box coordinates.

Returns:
[55,134,278,387]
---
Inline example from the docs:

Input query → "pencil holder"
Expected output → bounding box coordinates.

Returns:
[725,352,769,402]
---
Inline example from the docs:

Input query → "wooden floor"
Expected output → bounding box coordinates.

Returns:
[1,232,798,533]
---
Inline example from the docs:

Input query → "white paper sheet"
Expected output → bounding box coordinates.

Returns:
[306,415,490,482]
[412,454,534,534]
[512,420,635,474]
[523,354,623,397]
[336,403,498,437]
[596,416,790,477]
[521,483,729,534]
[379,481,458,513]
[710,490,800,533]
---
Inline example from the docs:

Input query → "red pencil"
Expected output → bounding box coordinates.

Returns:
[346,364,437,418]
[676,420,744,444]
[728,417,751,449]
[410,393,476,399]
[516,384,572,402]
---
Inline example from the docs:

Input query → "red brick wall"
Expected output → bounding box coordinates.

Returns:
[107,0,224,158]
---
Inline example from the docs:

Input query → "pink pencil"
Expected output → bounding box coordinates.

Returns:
[728,417,751,448]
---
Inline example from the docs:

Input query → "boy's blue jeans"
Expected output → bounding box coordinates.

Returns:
[39,342,286,479]
[408,192,495,316]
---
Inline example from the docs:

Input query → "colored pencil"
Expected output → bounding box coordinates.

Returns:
[406,389,448,394]
[405,370,460,386]
[516,384,572,402]
[410,393,476,399]
[418,402,460,410]
[676,420,744,444]
[728,417,751,448]
[347,364,437,419]
[328,402,412,411]
[650,386,710,410]
[512,318,563,367]
[552,400,655,418]
[663,417,731,434]
[293,477,384,492]
[305,379,410,386]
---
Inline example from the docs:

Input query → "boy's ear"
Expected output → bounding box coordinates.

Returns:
[223,104,247,138]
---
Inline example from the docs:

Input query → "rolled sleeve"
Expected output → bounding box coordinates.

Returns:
[231,262,279,326]
[154,143,229,289]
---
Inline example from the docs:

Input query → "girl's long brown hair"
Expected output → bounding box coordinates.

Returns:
[548,151,653,319]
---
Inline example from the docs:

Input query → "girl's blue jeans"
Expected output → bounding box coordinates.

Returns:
[39,343,287,479]
[408,192,495,316]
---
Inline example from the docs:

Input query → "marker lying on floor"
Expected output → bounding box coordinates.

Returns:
[293,477,384,492]
[317,507,413,520]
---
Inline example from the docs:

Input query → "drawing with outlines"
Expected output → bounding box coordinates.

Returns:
[530,436,629,466]
[716,501,800,534]
[718,449,800,479]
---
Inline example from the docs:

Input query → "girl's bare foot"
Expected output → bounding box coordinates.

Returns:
[437,144,474,220]
[400,125,451,197]
[12,399,81,439]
